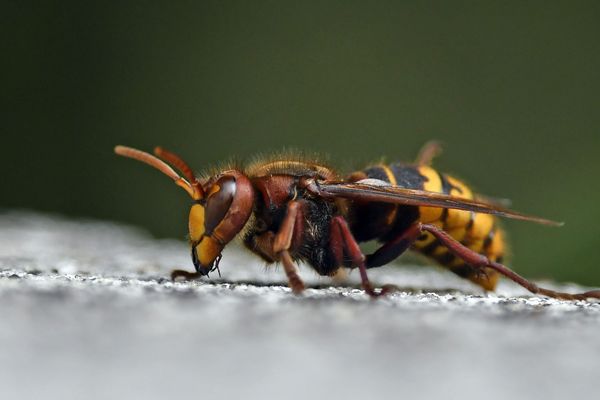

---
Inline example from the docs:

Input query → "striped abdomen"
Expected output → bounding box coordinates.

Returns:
[347,164,506,290]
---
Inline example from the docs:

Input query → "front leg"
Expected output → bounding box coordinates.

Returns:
[272,201,306,294]
[171,247,207,280]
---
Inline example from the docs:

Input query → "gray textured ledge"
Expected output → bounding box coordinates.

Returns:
[1,211,598,400]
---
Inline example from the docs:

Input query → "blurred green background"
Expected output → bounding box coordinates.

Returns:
[3,1,600,285]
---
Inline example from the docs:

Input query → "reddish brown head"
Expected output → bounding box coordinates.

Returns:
[114,145,255,275]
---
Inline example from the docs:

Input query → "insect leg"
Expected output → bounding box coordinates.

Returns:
[365,224,422,269]
[273,201,306,294]
[420,223,600,300]
[279,251,305,294]
[330,216,395,297]
[171,247,206,280]
[171,269,203,280]
[415,140,443,166]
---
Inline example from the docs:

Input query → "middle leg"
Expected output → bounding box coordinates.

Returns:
[330,216,398,297]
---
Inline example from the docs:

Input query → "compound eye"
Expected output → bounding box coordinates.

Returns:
[203,176,236,235]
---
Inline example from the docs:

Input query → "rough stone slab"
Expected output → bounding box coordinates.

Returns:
[1,211,598,400]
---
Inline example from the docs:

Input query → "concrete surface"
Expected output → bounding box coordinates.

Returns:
[0,211,599,400]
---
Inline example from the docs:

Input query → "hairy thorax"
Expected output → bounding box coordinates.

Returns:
[241,159,342,275]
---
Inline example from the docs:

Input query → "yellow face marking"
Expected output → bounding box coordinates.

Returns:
[417,166,444,223]
[196,236,221,267]
[189,204,206,242]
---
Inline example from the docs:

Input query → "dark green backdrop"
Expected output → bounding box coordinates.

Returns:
[4,1,600,285]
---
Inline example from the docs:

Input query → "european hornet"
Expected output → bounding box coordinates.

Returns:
[114,143,600,300]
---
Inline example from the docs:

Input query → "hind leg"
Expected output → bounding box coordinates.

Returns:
[447,262,499,292]
[362,222,600,300]
[364,224,499,292]
[415,141,443,166]
[419,223,600,300]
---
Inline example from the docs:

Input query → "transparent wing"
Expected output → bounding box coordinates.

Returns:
[316,182,561,226]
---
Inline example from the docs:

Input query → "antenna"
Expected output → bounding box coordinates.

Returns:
[114,145,201,199]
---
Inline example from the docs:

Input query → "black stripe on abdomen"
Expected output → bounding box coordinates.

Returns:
[389,164,427,190]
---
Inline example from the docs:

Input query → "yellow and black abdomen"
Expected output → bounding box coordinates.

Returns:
[347,163,506,291]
